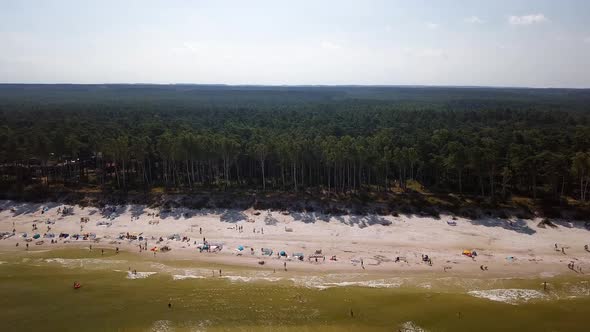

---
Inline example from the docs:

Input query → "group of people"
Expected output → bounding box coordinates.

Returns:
[568,261,583,273]
[421,254,433,266]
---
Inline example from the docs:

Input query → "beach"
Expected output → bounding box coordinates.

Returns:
[1,200,589,278]
[2,200,590,331]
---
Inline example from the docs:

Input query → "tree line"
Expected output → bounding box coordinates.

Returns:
[1,85,590,203]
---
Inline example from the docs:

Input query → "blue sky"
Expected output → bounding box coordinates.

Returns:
[1,0,589,87]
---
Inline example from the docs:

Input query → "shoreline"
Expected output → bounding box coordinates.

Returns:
[1,200,589,280]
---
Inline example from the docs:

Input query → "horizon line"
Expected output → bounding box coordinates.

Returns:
[1,82,590,90]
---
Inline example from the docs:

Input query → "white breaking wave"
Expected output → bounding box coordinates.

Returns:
[127,271,157,279]
[290,277,402,290]
[221,275,282,283]
[151,320,174,332]
[399,321,428,332]
[221,275,253,282]
[172,274,205,281]
[468,289,546,305]
[44,258,127,268]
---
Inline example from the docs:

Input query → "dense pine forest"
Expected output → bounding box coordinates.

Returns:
[2,84,590,208]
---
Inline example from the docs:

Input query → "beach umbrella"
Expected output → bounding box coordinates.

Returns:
[280,250,287,256]
[237,245,244,251]
[33,234,40,239]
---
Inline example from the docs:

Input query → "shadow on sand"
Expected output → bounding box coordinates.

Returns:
[465,217,536,235]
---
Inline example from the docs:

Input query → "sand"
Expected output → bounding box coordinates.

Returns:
[1,200,589,278]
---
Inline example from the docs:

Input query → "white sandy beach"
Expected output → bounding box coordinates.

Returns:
[1,200,589,278]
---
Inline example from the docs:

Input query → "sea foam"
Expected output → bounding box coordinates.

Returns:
[126,271,157,280]
[468,289,546,305]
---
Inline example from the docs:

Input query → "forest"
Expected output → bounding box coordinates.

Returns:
[2,84,590,207]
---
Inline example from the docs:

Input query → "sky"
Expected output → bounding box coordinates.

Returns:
[1,0,590,88]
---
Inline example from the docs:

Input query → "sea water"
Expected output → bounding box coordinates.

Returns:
[0,249,589,331]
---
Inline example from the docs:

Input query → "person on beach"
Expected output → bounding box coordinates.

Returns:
[199,227,202,234]
[284,262,287,271]
[26,243,29,250]
[116,247,119,254]
[101,249,104,256]
[219,269,222,276]
[562,247,566,254]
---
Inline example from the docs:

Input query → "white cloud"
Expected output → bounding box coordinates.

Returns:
[508,14,548,25]
[171,41,202,55]
[426,22,439,30]
[320,41,342,50]
[415,48,445,58]
[464,16,484,24]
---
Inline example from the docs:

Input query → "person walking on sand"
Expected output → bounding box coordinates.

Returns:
[562,247,566,254]
[284,261,287,271]
[219,269,222,276]
[116,247,119,254]
[26,243,29,250]
[101,249,104,256]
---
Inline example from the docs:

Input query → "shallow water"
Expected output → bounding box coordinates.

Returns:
[1,249,589,331]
